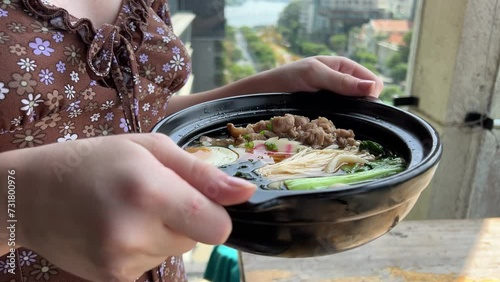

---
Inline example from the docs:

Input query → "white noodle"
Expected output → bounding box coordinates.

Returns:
[257,147,372,180]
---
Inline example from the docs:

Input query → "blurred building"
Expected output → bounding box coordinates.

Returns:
[300,0,416,41]
[169,0,226,95]
[348,19,411,74]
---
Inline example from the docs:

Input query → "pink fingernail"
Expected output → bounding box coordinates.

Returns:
[357,80,375,92]
[226,176,257,190]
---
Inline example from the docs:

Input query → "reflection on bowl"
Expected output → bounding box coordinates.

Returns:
[152,91,442,258]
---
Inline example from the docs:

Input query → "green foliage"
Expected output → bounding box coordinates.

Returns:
[222,25,256,84]
[379,85,403,103]
[390,63,408,84]
[299,41,331,57]
[329,34,347,54]
[228,64,255,82]
[350,48,379,73]
[240,27,277,70]
[386,31,412,83]
[277,0,302,51]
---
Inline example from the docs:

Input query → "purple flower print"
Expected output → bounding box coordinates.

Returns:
[123,4,131,14]
[56,61,66,73]
[105,112,114,121]
[39,69,54,85]
[90,80,97,86]
[0,9,7,17]
[19,250,37,266]
[162,63,171,73]
[139,53,148,63]
[144,32,153,41]
[52,32,64,43]
[134,98,139,116]
[156,27,165,35]
[29,38,55,56]
[120,118,129,133]
[172,46,180,55]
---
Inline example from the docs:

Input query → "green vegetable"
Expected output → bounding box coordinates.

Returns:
[243,134,251,141]
[285,157,406,190]
[244,141,254,149]
[259,130,266,135]
[265,142,278,151]
[359,140,385,156]
[266,122,273,131]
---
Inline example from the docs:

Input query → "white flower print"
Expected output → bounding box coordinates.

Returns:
[66,100,81,112]
[133,74,140,85]
[142,103,150,111]
[154,75,164,84]
[57,133,78,143]
[170,54,185,72]
[11,116,22,126]
[19,250,37,266]
[17,58,37,72]
[90,113,100,122]
[20,93,43,116]
[153,14,162,22]
[64,84,76,99]
[0,82,8,100]
[68,109,82,118]
[70,71,79,82]
[129,22,136,32]
[100,100,114,110]
[147,83,155,94]
[162,36,171,43]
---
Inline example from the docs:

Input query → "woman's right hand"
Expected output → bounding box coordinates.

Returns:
[7,133,255,281]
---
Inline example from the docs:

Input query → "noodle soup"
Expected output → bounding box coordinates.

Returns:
[185,114,406,190]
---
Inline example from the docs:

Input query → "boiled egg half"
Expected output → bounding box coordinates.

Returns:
[185,146,239,167]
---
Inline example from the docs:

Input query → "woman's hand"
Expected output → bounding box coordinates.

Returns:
[5,133,255,282]
[167,56,383,115]
[267,56,384,97]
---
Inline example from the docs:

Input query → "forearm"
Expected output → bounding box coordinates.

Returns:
[166,69,293,115]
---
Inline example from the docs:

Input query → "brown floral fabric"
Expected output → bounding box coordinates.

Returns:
[0,0,191,281]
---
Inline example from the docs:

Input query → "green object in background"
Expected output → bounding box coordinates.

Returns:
[203,245,240,282]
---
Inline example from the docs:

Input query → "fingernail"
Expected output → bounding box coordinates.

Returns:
[226,176,257,189]
[357,80,375,92]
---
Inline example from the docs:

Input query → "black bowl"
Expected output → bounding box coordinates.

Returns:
[152,91,442,258]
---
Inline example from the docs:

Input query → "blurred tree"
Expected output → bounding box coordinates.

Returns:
[329,34,347,54]
[380,85,403,103]
[277,0,302,52]
[391,63,408,84]
[300,41,331,57]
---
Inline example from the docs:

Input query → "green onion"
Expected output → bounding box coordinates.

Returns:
[265,142,278,151]
[284,161,405,190]
[244,141,254,149]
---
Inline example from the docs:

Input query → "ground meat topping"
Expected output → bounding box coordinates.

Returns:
[227,114,357,149]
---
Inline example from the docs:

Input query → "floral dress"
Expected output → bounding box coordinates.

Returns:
[0,0,191,280]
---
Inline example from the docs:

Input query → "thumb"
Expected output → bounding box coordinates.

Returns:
[131,133,256,206]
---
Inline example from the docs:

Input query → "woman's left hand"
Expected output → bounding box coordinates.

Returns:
[167,56,384,115]
[265,56,384,98]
